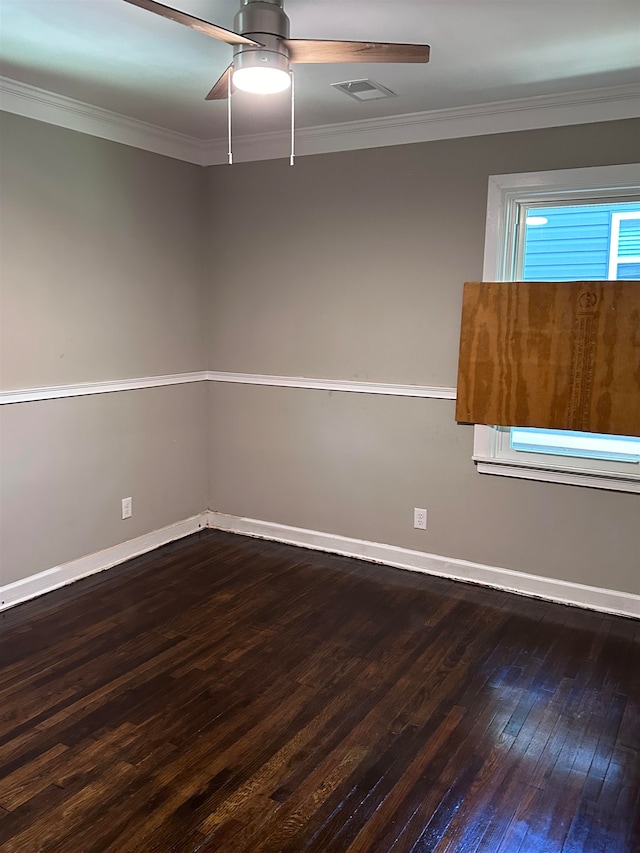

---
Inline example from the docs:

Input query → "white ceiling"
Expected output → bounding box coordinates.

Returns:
[1,0,639,140]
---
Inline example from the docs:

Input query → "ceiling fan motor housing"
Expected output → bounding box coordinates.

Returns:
[233,0,291,74]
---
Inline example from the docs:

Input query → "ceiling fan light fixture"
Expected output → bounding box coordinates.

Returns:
[232,47,291,94]
[233,65,290,94]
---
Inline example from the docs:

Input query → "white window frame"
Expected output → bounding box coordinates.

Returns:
[608,211,640,279]
[474,162,640,494]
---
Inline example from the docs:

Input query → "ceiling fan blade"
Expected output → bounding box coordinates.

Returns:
[205,65,235,101]
[284,39,430,64]
[122,0,260,47]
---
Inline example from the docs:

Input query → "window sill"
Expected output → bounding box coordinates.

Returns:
[474,455,640,493]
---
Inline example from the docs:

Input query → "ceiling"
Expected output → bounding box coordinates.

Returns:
[0,0,639,140]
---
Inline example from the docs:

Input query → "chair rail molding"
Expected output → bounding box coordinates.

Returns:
[0,372,209,405]
[0,372,457,404]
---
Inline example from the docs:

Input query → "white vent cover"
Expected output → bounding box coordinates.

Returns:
[331,79,397,101]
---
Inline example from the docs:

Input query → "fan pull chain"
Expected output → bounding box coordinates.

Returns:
[227,71,233,165]
[290,70,295,166]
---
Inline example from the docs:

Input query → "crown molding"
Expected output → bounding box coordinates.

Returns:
[0,77,208,165]
[1,76,638,166]
[205,83,640,164]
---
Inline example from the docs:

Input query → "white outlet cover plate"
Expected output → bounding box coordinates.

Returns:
[122,497,132,519]
[414,508,427,530]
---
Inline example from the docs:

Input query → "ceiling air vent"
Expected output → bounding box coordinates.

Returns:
[331,79,397,102]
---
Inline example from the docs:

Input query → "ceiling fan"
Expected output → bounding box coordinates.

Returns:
[123,0,430,99]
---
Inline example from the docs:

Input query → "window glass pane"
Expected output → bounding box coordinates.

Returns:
[618,216,640,257]
[617,262,640,278]
[510,428,640,463]
[521,200,640,282]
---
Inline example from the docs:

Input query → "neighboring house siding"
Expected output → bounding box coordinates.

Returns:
[522,201,640,281]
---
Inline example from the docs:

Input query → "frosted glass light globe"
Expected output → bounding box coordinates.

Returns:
[233,66,291,94]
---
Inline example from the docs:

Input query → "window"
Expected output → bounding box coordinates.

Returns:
[608,212,640,279]
[474,163,640,493]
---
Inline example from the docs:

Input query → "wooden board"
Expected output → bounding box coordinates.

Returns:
[455,281,640,436]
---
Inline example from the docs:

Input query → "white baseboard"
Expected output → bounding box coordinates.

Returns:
[0,514,206,611]
[206,511,640,619]
[4,510,637,618]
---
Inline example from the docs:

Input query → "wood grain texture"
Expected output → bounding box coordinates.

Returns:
[0,530,638,851]
[122,0,260,46]
[284,39,430,64]
[456,281,640,436]
[205,65,234,101]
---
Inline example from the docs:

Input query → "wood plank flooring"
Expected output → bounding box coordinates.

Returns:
[0,529,638,852]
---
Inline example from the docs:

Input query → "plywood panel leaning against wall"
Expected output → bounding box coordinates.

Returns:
[456,281,640,437]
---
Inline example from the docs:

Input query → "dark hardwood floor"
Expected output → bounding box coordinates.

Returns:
[0,530,638,852]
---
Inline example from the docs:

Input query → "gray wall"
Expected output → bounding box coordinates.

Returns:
[1,114,206,389]
[0,114,208,585]
[1,110,638,598]
[1,384,208,585]
[205,120,640,596]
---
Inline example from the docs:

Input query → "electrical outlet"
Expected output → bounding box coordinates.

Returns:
[414,507,427,530]
[121,497,132,520]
